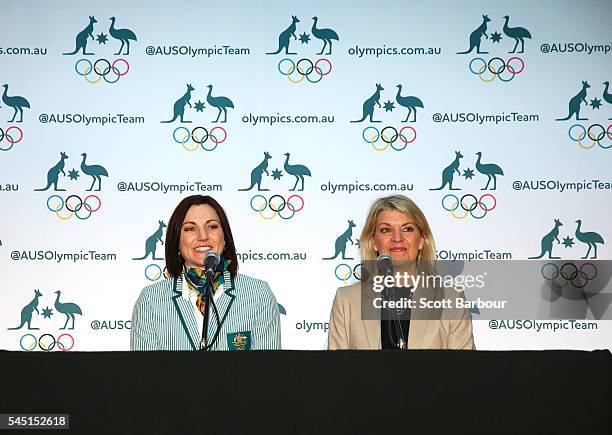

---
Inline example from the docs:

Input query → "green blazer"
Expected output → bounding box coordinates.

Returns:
[130,270,281,351]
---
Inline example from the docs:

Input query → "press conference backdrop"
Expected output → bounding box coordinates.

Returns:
[1,0,611,351]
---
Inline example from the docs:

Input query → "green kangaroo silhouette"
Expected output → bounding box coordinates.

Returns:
[161,84,194,123]
[575,220,604,260]
[529,219,563,259]
[266,15,300,55]
[283,153,311,191]
[457,15,490,54]
[556,81,590,121]
[239,152,272,191]
[63,16,97,55]
[323,220,357,260]
[351,84,384,123]
[133,221,166,260]
[54,291,82,330]
[430,151,463,190]
[34,152,68,192]
[8,290,42,330]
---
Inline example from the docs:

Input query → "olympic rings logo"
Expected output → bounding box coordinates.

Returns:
[172,126,228,151]
[74,58,130,84]
[361,125,417,151]
[334,263,362,286]
[249,194,305,220]
[0,126,24,151]
[145,264,168,282]
[277,58,332,84]
[441,193,497,219]
[541,262,597,289]
[46,194,102,220]
[468,57,525,83]
[567,123,612,150]
[19,333,75,352]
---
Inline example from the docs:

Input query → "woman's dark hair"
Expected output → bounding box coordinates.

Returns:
[165,195,238,278]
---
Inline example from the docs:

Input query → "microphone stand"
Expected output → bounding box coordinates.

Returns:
[201,268,213,349]
[387,285,408,350]
[199,266,223,351]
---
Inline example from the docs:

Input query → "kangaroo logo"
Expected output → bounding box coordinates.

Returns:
[475,152,503,190]
[430,151,463,190]
[395,84,423,122]
[351,84,384,123]
[311,17,339,55]
[556,81,590,121]
[53,290,82,330]
[502,15,532,54]
[80,153,108,191]
[1,84,30,123]
[267,15,300,55]
[161,84,195,123]
[575,220,604,259]
[109,17,137,55]
[7,290,42,330]
[283,153,311,191]
[63,16,97,55]
[239,152,272,191]
[323,220,357,260]
[457,15,491,54]
[34,152,69,192]
[529,219,563,259]
[133,221,166,260]
[206,85,235,123]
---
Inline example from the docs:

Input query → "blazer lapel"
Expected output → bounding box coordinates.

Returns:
[408,287,436,349]
[171,277,199,351]
[211,271,236,335]
[360,283,380,350]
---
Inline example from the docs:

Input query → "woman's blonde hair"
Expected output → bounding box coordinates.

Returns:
[359,195,436,263]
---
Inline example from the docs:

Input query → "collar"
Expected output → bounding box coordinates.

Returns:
[180,272,226,302]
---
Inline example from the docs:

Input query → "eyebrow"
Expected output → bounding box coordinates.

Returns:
[182,219,220,226]
[377,221,415,226]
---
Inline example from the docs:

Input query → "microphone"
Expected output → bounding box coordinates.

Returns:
[377,253,394,276]
[202,250,220,351]
[204,251,220,277]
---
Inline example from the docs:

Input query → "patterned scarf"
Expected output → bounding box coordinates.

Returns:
[184,259,229,315]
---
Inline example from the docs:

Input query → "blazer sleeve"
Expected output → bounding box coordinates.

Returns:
[251,283,281,350]
[446,291,476,350]
[328,288,349,350]
[130,289,159,351]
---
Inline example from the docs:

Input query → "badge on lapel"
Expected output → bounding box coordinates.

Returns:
[227,331,252,351]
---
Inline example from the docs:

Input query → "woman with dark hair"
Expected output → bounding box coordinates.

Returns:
[131,195,281,351]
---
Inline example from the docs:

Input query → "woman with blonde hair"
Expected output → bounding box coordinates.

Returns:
[328,195,475,350]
